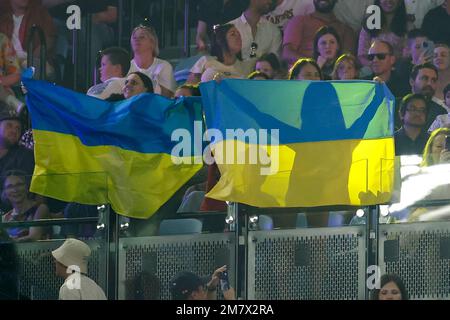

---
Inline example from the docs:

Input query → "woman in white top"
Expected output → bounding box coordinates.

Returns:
[128,25,176,98]
[187,24,255,84]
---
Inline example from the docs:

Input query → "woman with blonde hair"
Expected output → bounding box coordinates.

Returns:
[331,53,360,80]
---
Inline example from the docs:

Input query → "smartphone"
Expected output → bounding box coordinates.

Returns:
[445,135,450,151]
[422,41,435,60]
[219,270,230,291]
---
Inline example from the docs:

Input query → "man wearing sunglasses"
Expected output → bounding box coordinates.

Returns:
[365,40,410,99]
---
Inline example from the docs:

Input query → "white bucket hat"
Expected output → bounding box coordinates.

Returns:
[52,238,91,274]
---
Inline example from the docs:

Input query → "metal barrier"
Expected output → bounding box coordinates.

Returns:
[248,226,367,300]
[118,233,236,300]
[379,221,450,300]
[26,25,47,80]
[12,239,107,300]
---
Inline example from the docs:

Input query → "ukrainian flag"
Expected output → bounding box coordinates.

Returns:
[23,77,203,219]
[200,80,395,207]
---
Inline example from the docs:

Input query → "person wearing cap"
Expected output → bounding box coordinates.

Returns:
[170,265,235,300]
[0,105,34,177]
[52,238,107,300]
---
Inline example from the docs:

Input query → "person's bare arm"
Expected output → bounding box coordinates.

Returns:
[15,204,50,242]
[160,86,174,98]
[196,20,208,52]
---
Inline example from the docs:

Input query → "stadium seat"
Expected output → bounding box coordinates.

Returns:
[159,218,203,235]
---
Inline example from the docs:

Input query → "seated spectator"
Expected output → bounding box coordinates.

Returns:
[429,84,450,131]
[248,71,270,80]
[396,29,434,82]
[0,0,56,79]
[170,265,235,300]
[358,0,407,68]
[331,53,359,80]
[313,26,341,80]
[107,72,154,101]
[433,44,450,102]
[1,170,50,242]
[422,0,450,47]
[394,93,430,156]
[174,84,201,98]
[227,0,281,61]
[0,33,22,113]
[282,0,355,66]
[128,25,176,98]
[372,274,408,300]
[333,0,374,32]
[195,0,246,52]
[288,58,323,80]
[255,53,281,79]
[87,47,130,100]
[265,0,315,31]
[365,40,410,98]
[404,0,444,30]
[409,63,447,130]
[187,24,254,84]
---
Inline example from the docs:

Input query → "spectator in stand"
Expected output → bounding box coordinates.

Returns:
[195,0,247,53]
[187,24,254,84]
[247,70,270,80]
[282,0,355,66]
[422,0,450,46]
[409,63,446,130]
[394,93,430,156]
[372,274,408,300]
[404,0,444,29]
[396,29,434,82]
[0,32,23,113]
[128,25,176,98]
[288,58,323,81]
[106,71,154,101]
[333,0,375,32]
[174,84,201,98]
[87,47,130,100]
[331,53,360,80]
[0,0,56,79]
[255,53,281,79]
[433,44,450,102]
[1,170,50,242]
[365,40,410,98]
[428,84,450,132]
[265,0,315,31]
[313,26,341,80]
[227,0,281,61]
[358,0,408,68]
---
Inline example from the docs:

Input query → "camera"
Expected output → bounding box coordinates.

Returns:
[219,270,230,291]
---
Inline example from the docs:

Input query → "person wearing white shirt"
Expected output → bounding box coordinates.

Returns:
[404,0,445,29]
[228,0,282,61]
[87,47,130,100]
[333,0,375,32]
[128,25,176,98]
[52,238,106,300]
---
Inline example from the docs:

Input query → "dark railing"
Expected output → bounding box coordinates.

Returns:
[26,25,47,80]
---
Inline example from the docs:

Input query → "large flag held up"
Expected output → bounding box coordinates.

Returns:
[23,76,203,219]
[200,80,395,207]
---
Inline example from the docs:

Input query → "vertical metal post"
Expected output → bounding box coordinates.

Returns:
[161,0,166,48]
[118,0,123,47]
[366,205,379,299]
[183,0,191,57]
[72,29,78,91]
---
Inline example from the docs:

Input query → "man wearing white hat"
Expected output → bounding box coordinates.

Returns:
[52,238,106,300]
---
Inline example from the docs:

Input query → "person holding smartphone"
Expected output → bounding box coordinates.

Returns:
[170,265,236,300]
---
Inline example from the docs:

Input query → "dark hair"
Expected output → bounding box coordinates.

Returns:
[407,29,427,41]
[410,63,439,81]
[313,26,342,61]
[288,58,323,80]
[210,24,242,63]
[247,71,270,80]
[128,72,154,93]
[372,274,408,300]
[256,53,280,73]
[101,47,131,77]
[176,84,201,97]
[399,93,428,118]
[444,83,450,98]
[363,0,407,37]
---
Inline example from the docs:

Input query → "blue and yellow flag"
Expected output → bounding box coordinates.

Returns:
[200,80,395,207]
[23,77,203,219]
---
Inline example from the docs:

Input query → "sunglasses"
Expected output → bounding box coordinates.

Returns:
[367,53,390,61]
[250,42,258,58]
